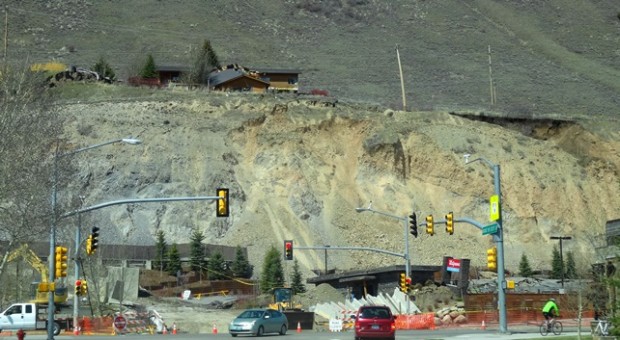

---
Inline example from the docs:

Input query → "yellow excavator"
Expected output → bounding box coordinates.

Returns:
[6,244,68,304]
[268,287,303,311]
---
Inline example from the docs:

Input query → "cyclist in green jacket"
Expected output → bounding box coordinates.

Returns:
[542,298,560,328]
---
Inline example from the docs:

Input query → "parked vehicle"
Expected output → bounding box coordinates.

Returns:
[353,305,396,340]
[228,308,288,337]
[0,303,73,336]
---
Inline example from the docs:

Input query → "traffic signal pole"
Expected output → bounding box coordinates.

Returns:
[73,218,81,335]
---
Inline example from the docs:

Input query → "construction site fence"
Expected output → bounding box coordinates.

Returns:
[393,308,596,331]
[72,315,156,335]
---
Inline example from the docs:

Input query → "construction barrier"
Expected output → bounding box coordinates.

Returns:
[395,313,435,330]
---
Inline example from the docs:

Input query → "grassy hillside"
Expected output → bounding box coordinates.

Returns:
[5,1,619,116]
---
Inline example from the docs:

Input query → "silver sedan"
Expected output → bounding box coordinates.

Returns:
[228,308,289,337]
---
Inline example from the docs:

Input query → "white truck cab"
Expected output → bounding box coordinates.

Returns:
[0,303,68,335]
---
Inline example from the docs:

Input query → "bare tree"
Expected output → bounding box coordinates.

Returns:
[0,63,66,290]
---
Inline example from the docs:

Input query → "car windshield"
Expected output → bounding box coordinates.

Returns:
[239,310,264,319]
[361,308,390,319]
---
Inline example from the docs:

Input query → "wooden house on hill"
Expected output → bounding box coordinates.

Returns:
[208,68,270,93]
[156,64,190,85]
[255,69,301,93]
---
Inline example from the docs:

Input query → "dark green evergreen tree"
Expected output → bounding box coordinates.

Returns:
[290,259,306,294]
[551,245,563,279]
[565,251,577,279]
[140,54,158,79]
[260,245,285,294]
[191,39,221,84]
[518,253,533,277]
[167,243,182,276]
[189,228,206,273]
[92,56,116,80]
[207,251,226,280]
[232,246,253,278]
[153,230,168,272]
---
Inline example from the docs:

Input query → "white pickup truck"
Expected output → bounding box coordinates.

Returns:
[0,303,73,335]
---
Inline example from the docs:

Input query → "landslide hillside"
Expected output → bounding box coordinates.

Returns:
[54,88,620,278]
[4,0,619,278]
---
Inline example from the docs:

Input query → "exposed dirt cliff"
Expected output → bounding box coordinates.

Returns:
[57,90,620,279]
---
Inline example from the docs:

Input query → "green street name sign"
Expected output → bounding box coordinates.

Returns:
[482,223,499,235]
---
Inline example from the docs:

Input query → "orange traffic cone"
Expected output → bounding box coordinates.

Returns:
[172,323,177,335]
[297,322,302,333]
[481,320,486,330]
[73,326,80,336]
[163,325,168,335]
[212,324,218,335]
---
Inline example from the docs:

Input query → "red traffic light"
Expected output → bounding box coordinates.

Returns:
[405,277,412,285]
[285,242,292,250]
[75,280,82,287]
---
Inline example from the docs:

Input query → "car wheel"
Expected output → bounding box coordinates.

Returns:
[279,324,287,335]
[231,334,237,337]
[256,325,264,336]
[53,322,61,336]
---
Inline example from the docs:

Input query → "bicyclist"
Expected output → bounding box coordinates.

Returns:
[542,298,560,328]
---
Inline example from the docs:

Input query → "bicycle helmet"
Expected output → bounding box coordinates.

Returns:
[549,298,556,302]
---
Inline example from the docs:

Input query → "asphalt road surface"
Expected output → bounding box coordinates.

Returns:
[22,327,586,339]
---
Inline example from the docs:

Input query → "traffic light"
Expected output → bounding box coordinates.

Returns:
[284,240,293,260]
[400,273,407,293]
[445,212,454,235]
[409,212,418,238]
[75,280,82,296]
[487,246,497,271]
[54,246,68,278]
[90,226,100,255]
[425,215,434,236]
[81,280,88,295]
[216,188,229,217]
[86,235,93,255]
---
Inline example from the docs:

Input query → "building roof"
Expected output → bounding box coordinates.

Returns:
[255,68,302,75]
[156,64,191,72]
[208,69,269,87]
[307,264,441,284]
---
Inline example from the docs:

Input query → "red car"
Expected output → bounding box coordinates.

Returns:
[354,305,397,340]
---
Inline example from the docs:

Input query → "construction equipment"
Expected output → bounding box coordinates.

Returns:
[268,287,302,311]
[6,244,68,304]
[268,287,315,330]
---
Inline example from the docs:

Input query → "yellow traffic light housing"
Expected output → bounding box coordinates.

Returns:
[86,235,93,255]
[487,246,497,271]
[425,215,434,236]
[54,246,68,278]
[445,212,454,235]
[400,273,408,293]
[284,240,293,260]
[81,280,88,295]
[216,188,229,217]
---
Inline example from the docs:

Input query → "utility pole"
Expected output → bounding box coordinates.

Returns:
[396,44,407,111]
[487,45,496,105]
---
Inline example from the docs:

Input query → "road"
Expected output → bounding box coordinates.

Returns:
[17,326,587,340]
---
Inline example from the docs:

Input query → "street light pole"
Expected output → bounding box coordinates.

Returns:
[465,155,507,334]
[354,206,411,313]
[550,236,572,288]
[47,138,141,340]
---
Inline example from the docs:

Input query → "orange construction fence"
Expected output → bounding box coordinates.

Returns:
[395,313,435,330]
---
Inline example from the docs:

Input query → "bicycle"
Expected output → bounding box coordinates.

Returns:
[539,318,563,336]
[592,318,610,336]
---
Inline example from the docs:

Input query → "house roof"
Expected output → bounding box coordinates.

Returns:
[156,64,190,72]
[255,68,301,75]
[208,69,269,87]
